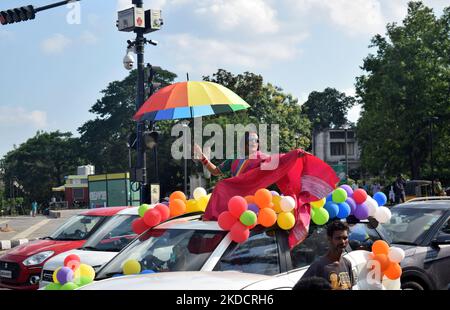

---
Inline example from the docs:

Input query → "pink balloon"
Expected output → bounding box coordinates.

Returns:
[228,196,248,218]
[154,204,170,221]
[143,208,162,227]
[132,218,149,235]
[230,222,250,243]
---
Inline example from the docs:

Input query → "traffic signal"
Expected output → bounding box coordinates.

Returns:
[0,5,35,25]
[144,64,162,99]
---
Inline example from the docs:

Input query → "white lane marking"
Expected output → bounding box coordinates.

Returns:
[12,219,51,240]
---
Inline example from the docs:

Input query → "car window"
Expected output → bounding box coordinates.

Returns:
[50,215,104,240]
[347,223,383,252]
[437,216,450,236]
[289,225,328,269]
[213,227,280,276]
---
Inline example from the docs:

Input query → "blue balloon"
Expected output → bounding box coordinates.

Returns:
[324,202,339,219]
[373,192,387,206]
[248,203,259,215]
[349,226,368,242]
[337,202,351,219]
[141,270,155,274]
[326,194,333,203]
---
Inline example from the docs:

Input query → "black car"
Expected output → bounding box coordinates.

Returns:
[381,198,450,290]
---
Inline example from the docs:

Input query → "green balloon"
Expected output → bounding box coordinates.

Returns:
[312,207,329,225]
[60,282,79,290]
[45,283,62,290]
[74,276,93,287]
[138,204,151,218]
[332,188,348,204]
[310,208,315,219]
[239,210,257,226]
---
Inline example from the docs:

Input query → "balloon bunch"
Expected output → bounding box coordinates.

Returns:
[310,185,391,225]
[218,189,299,243]
[111,259,156,278]
[132,187,211,235]
[44,254,96,290]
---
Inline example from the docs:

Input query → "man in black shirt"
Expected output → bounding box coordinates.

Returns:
[297,220,355,290]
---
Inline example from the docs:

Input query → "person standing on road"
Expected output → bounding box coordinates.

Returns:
[31,201,38,217]
[297,220,355,290]
[394,174,406,203]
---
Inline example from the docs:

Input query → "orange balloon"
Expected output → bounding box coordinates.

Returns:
[169,199,186,217]
[170,191,187,203]
[372,240,390,255]
[254,189,272,209]
[373,254,390,272]
[384,262,402,280]
[244,195,255,204]
[257,208,277,227]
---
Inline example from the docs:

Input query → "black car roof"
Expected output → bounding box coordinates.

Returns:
[394,200,450,210]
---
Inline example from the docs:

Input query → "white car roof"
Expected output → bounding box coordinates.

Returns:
[156,219,222,230]
[117,207,140,215]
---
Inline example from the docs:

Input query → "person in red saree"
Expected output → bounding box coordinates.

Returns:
[194,132,339,248]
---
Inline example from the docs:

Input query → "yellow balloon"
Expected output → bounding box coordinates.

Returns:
[197,196,209,211]
[186,199,198,213]
[73,268,81,280]
[123,259,141,275]
[52,267,61,283]
[277,212,296,230]
[79,264,96,281]
[272,196,283,213]
[311,198,326,209]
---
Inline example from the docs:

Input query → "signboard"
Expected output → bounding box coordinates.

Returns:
[150,184,160,204]
[117,7,145,32]
[332,164,346,181]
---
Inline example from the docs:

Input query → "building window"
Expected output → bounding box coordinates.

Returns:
[330,142,355,156]
[330,131,345,139]
[73,188,84,200]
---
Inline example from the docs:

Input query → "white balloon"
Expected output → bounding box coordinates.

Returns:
[382,276,401,290]
[193,187,207,200]
[366,198,378,217]
[374,207,392,224]
[280,196,295,212]
[388,247,405,263]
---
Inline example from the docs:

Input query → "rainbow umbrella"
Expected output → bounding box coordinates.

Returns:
[133,81,250,121]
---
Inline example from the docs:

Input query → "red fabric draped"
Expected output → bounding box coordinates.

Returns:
[204,149,339,248]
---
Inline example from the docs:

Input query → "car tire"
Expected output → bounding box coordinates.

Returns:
[402,281,425,290]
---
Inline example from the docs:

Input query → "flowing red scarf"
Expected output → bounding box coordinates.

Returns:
[204,149,339,248]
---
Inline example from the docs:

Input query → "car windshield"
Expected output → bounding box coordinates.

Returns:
[96,229,227,279]
[381,207,444,244]
[81,214,139,252]
[49,215,104,241]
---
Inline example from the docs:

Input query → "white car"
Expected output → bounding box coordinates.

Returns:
[39,207,140,288]
[79,217,390,290]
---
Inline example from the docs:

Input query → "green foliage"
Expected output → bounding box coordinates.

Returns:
[356,1,450,180]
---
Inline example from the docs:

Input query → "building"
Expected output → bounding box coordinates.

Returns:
[51,165,94,208]
[312,128,361,180]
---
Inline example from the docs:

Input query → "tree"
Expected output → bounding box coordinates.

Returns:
[1,131,84,205]
[356,2,450,180]
[302,87,356,132]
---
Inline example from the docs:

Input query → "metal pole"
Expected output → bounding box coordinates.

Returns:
[35,0,81,13]
[430,119,434,195]
[345,128,349,177]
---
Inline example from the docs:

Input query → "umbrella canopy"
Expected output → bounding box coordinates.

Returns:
[133,81,250,122]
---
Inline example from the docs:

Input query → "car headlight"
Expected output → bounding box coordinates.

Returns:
[23,251,55,266]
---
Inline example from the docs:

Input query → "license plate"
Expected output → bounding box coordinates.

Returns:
[0,270,12,279]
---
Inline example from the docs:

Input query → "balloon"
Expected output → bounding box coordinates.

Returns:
[244,195,255,204]
[271,190,280,196]
[310,208,315,219]
[143,208,162,227]
[169,199,186,217]
[132,218,149,235]
[254,189,272,208]
[79,264,96,282]
[52,267,61,283]
[354,203,369,220]
[65,260,80,272]
[230,222,250,243]
[311,198,326,209]
[346,197,357,215]
[197,196,209,211]
[228,196,248,218]
[337,202,351,219]
[138,204,151,218]
[374,207,392,224]
[280,196,296,212]
[193,187,207,200]
[123,259,141,275]
[340,184,353,197]
[257,208,277,227]
[324,202,339,219]
[372,240,390,255]
[74,275,93,286]
[247,203,260,214]
[384,262,402,280]
[218,211,238,230]
[60,282,78,290]
[312,207,329,225]
[332,188,348,203]
[45,283,62,290]
[272,196,283,213]
[388,247,405,263]
[366,198,379,217]
[240,210,257,226]
[277,212,295,230]
[353,189,368,204]
[141,270,155,274]
[373,254,390,271]
[64,254,80,266]
[56,267,73,285]
[154,203,170,221]
[170,191,187,203]
[373,192,387,207]
[349,226,368,242]
[326,194,333,203]
[382,277,401,290]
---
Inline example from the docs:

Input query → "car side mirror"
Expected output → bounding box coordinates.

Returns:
[431,235,450,247]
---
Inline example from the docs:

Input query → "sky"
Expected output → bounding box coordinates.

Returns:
[0,0,448,158]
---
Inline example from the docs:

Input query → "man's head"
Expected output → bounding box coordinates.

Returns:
[326,220,349,254]
[293,276,332,290]
[244,131,259,156]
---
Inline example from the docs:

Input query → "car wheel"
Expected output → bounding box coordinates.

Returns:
[402,281,424,290]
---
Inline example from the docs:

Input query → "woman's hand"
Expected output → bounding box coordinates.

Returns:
[193,144,203,160]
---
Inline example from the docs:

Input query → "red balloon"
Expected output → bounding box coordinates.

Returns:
[353,189,368,204]
[64,254,80,267]
[132,218,149,235]
[143,208,162,227]
[228,196,248,218]
[154,204,170,222]
[66,260,80,271]
[218,211,238,230]
[230,222,250,243]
